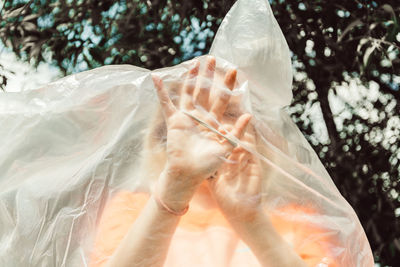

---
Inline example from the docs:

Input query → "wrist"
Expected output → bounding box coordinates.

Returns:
[228,211,277,251]
[153,194,189,216]
[216,196,264,225]
[155,167,197,211]
[227,210,270,234]
[228,211,308,267]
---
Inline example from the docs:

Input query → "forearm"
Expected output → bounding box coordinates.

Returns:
[104,196,181,267]
[229,212,308,267]
[105,169,195,267]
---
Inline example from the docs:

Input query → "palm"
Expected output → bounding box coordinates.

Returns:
[164,111,227,179]
[208,125,263,220]
[152,56,252,184]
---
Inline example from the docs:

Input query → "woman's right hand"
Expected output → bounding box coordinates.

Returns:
[152,57,252,212]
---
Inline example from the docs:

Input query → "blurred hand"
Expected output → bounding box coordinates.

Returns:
[208,123,263,222]
[152,56,252,211]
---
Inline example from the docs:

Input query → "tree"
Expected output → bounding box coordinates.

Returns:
[270,2,400,265]
[1,0,399,265]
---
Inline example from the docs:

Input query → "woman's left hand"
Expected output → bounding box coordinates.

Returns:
[207,124,264,222]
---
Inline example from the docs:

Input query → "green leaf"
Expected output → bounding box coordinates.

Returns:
[382,4,397,23]
[21,42,35,52]
[3,6,26,20]
[22,22,37,31]
[357,38,369,54]
[29,44,41,60]
[22,14,40,22]
[363,45,376,67]
[338,19,363,42]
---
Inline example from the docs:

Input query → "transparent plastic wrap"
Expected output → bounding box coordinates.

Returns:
[0,0,374,266]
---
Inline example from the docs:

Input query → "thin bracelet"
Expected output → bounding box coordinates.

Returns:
[154,195,189,216]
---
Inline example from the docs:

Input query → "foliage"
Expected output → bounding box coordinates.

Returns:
[0,0,227,73]
[272,1,400,265]
[0,0,399,265]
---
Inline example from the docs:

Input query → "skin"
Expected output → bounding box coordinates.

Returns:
[104,56,308,267]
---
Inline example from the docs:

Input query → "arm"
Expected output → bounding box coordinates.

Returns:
[105,56,251,267]
[104,170,192,267]
[229,212,308,267]
[104,196,180,267]
[208,125,308,267]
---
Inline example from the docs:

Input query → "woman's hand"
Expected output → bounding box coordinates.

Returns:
[152,57,252,211]
[207,117,310,267]
[208,124,264,222]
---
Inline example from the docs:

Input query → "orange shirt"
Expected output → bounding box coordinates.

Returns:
[89,191,338,267]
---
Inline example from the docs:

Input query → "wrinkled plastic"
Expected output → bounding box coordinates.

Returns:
[0,0,374,266]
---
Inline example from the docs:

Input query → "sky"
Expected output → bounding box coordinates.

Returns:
[0,47,60,92]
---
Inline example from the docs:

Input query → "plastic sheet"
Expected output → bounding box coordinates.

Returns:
[0,0,374,266]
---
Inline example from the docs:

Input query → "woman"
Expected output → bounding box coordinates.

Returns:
[89,56,317,267]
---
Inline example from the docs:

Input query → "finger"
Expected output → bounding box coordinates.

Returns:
[232,144,246,154]
[224,68,237,90]
[209,69,237,120]
[246,125,258,145]
[194,56,215,109]
[230,113,252,140]
[221,150,250,183]
[152,74,176,118]
[227,148,242,163]
[180,60,200,110]
[247,160,263,194]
